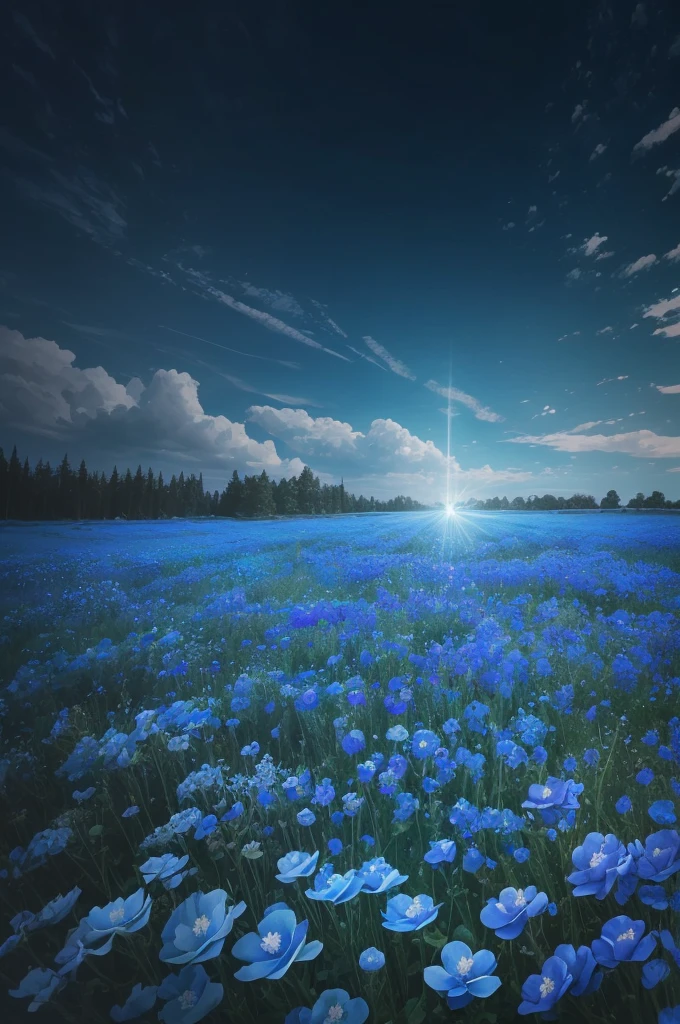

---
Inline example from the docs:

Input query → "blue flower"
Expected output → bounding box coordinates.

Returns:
[157,965,223,1024]
[160,890,246,965]
[300,989,369,1024]
[616,795,632,814]
[386,725,409,742]
[275,851,320,883]
[637,768,655,786]
[513,847,530,864]
[649,801,677,825]
[642,959,671,990]
[518,954,573,1016]
[522,778,583,826]
[424,840,457,867]
[463,848,486,874]
[9,968,66,1012]
[342,730,366,756]
[231,904,322,981]
[141,854,190,891]
[381,893,442,932]
[306,869,364,904]
[357,857,408,893]
[480,886,548,940]
[313,778,335,807]
[194,815,218,840]
[553,943,601,996]
[637,830,680,882]
[591,915,656,967]
[567,832,633,900]
[122,805,140,818]
[28,887,81,930]
[659,1009,680,1024]
[220,801,244,822]
[359,947,385,971]
[110,982,158,1022]
[85,888,152,941]
[424,940,501,1010]
[639,884,668,909]
[328,838,343,856]
[412,729,440,759]
[297,808,316,827]
[393,792,419,822]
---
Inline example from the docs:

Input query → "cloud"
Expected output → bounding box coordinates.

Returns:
[504,427,680,458]
[219,374,321,407]
[177,268,350,361]
[597,375,628,385]
[620,254,657,277]
[13,12,54,58]
[158,325,300,369]
[15,168,126,247]
[363,336,416,379]
[566,268,582,281]
[671,35,680,58]
[631,3,647,27]
[657,166,680,200]
[572,103,585,122]
[634,108,680,152]
[596,326,613,335]
[247,407,363,452]
[0,326,305,479]
[566,420,603,432]
[596,250,614,260]
[643,292,680,337]
[664,242,680,262]
[590,143,607,161]
[424,380,503,422]
[502,221,515,230]
[582,233,608,256]
[310,300,348,338]
[239,283,305,317]
[346,344,388,371]
[656,384,680,394]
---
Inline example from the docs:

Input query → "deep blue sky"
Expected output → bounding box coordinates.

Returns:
[1,0,679,501]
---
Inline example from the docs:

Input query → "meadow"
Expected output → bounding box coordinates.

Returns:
[0,511,679,1024]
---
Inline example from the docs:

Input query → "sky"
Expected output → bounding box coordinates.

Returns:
[1,0,679,503]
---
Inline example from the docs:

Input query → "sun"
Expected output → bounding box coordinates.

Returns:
[445,503,456,517]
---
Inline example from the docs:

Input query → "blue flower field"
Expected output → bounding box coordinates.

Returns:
[1,512,680,1023]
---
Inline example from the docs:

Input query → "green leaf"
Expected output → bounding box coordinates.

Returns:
[405,995,426,1024]
[452,925,474,945]
[422,927,449,949]
[88,824,103,837]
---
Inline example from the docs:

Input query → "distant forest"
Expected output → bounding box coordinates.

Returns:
[464,489,679,510]
[0,445,425,520]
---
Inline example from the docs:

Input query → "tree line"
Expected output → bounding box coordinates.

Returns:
[464,489,679,510]
[0,445,425,521]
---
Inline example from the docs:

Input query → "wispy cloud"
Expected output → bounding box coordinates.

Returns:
[219,373,322,407]
[597,375,628,385]
[346,344,388,371]
[504,427,680,457]
[656,384,680,394]
[643,292,680,338]
[311,300,348,338]
[620,254,657,277]
[13,12,54,59]
[76,67,125,125]
[657,166,680,200]
[158,325,300,369]
[363,336,416,379]
[424,380,503,422]
[664,241,680,262]
[582,233,608,256]
[177,268,350,360]
[634,107,680,152]
[239,282,305,317]
[589,143,607,161]
[16,168,126,247]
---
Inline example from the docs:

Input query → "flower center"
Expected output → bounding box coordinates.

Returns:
[541,786,552,799]
[179,990,197,1010]
[617,928,635,942]
[405,896,424,919]
[653,847,662,857]
[324,1005,345,1024]
[590,850,606,868]
[456,956,474,976]
[260,931,282,954]
[514,889,527,907]
[109,907,125,924]
[539,976,555,998]
[419,740,427,748]
[192,914,211,937]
